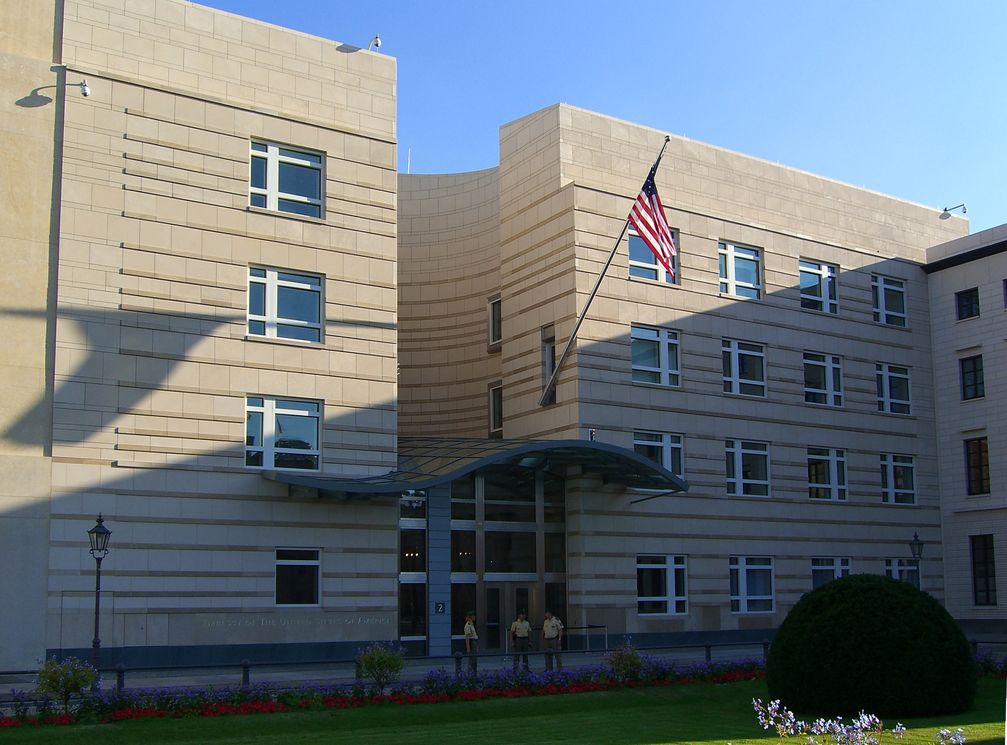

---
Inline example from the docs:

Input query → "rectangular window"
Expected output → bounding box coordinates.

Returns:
[955,287,980,320]
[965,437,990,495]
[541,324,557,405]
[799,260,838,313]
[871,275,907,327]
[488,297,502,347]
[247,267,323,342]
[722,339,766,397]
[960,355,985,400]
[489,383,503,438]
[399,583,427,641]
[634,431,684,478]
[246,396,320,470]
[876,363,911,414]
[400,528,426,573]
[275,548,320,606]
[811,557,851,589]
[730,556,774,613]
[484,531,536,573]
[629,226,679,283]
[637,555,687,615]
[632,325,680,386]
[970,534,997,606]
[803,352,843,406]
[885,558,920,589]
[808,447,847,501]
[249,142,323,218]
[719,242,762,299]
[726,439,770,497]
[880,454,915,504]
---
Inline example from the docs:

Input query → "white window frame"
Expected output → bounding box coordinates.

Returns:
[885,558,920,589]
[489,383,503,437]
[634,431,684,479]
[249,141,324,217]
[803,352,843,407]
[722,339,766,397]
[871,274,907,327]
[637,555,688,616]
[275,548,321,607]
[730,556,774,613]
[880,453,915,505]
[628,226,679,284]
[807,447,847,501]
[247,267,323,342]
[799,259,839,313]
[726,439,770,497]
[488,297,502,347]
[718,242,762,299]
[631,325,680,387]
[811,557,851,589]
[245,396,321,471]
[876,363,911,414]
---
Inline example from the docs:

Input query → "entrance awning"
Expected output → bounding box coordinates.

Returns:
[263,437,688,496]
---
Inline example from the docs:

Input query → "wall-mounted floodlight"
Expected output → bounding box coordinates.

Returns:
[939,203,966,220]
[368,34,381,51]
[78,79,90,97]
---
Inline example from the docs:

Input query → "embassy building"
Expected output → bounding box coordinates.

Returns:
[0,0,1001,670]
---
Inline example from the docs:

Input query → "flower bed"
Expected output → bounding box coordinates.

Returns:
[0,656,764,728]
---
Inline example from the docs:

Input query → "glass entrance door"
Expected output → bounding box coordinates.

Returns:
[483,583,536,651]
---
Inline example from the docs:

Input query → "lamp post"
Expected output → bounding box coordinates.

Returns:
[87,515,111,673]
[908,532,924,590]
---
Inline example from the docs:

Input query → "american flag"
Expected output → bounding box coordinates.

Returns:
[628,166,677,278]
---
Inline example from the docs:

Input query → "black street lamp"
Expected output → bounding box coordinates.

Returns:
[908,532,924,590]
[87,515,111,673]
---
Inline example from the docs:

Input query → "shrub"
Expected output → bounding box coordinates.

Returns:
[35,658,97,714]
[605,640,644,681]
[356,643,405,693]
[767,574,976,716]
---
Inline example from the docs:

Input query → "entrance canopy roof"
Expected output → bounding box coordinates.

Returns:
[264,437,688,496]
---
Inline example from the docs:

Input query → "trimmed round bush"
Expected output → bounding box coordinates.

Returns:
[766,574,976,716]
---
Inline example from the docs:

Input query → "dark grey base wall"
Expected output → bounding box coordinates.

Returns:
[50,639,380,670]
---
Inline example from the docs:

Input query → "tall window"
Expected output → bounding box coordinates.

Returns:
[275,548,320,606]
[634,431,684,479]
[876,363,911,414]
[722,339,766,397]
[808,448,847,501]
[719,242,762,299]
[871,275,906,327]
[249,142,323,218]
[880,454,915,504]
[885,558,920,589]
[247,267,323,342]
[489,383,503,437]
[955,287,980,320]
[488,297,502,347]
[799,260,838,313]
[965,437,990,495]
[804,352,842,406]
[726,439,770,497]
[246,397,320,470]
[632,325,680,386]
[541,324,557,405]
[960,355,985,400]
[811,557,850,589]
[637,555,687,615]
[629,226,678,283]
[730,556,774,613]
[970,535,997,606]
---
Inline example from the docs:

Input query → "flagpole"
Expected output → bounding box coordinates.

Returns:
[539,135,672,407]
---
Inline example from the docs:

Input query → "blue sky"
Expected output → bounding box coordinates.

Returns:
[201,1,1005,233]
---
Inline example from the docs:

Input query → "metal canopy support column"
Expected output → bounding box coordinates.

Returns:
[426,484,452,656]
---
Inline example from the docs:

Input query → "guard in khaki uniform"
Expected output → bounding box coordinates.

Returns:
[542,610,564,671]
[510,611,531,671]
[463,612,479,673]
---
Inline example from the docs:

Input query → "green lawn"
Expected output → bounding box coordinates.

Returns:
[2,678,1003,745]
